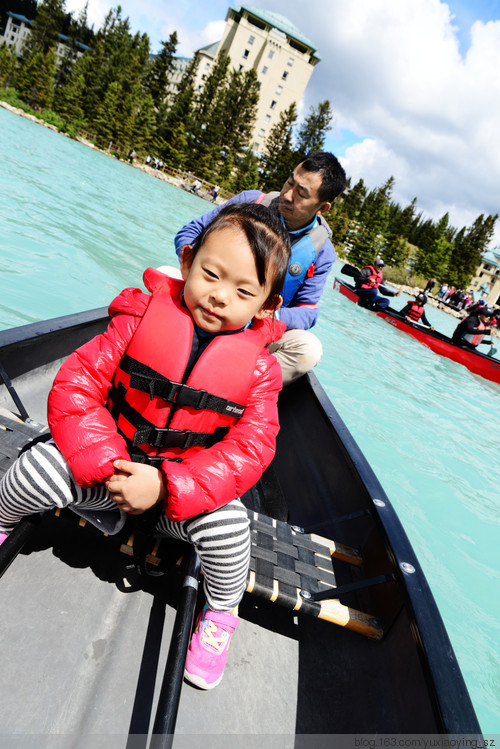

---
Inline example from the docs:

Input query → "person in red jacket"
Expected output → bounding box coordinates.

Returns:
[0,202,291,690]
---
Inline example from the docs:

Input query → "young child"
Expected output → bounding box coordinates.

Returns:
[0,202,291,690]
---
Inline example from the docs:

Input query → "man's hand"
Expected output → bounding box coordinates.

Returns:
[106,460,166,514]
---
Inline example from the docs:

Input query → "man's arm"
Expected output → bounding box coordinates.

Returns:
[277,240,336,330]
[174,190,263,258]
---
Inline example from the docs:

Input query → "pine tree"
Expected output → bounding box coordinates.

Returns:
[294,100,333,158]
[260,102,297,192]
[156,50,199,158]
[131,93,156,152]
[188,51,230,171]
[448,213,498,287]
[0,44,17,89]
[413,213,452,279]
[232,149,260,192]
[349,178,394,267]
[21,0,65,59]
[93,79,121,147]
[145,32,178,108]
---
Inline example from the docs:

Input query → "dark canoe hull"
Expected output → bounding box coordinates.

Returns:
[0,310,481,741]
[334,277,500,385]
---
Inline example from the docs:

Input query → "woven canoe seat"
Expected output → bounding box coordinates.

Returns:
[247,511,383,640]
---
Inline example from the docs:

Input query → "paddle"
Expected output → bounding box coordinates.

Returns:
[0,360,31,422]
[340,263,362,278]
[150,550,201,748]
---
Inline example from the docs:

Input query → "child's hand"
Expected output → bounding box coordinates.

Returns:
[106,460,166,514]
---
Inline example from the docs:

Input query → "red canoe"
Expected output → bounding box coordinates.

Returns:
[333,277,500,386]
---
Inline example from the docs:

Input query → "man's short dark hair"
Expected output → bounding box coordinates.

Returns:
[298,151,347,203]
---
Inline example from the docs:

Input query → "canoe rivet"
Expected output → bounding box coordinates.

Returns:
[373,498,385,507]
[291,525,305,534]
[300,590,312,600]
[400,562,416,574]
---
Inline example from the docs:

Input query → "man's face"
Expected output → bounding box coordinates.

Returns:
[278,164,331,231]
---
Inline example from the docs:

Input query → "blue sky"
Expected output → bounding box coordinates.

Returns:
[66,0,500,245]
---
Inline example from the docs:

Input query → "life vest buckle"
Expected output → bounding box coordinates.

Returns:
[175,387,209,410]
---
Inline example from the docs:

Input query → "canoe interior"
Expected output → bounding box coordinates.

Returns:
[0,310,481,742]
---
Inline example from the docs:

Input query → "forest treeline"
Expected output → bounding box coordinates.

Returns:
[0,0,497,289]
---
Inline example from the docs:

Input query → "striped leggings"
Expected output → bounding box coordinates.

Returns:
[0,440,251,611]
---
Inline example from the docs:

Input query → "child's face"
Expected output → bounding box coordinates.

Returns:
[181,226,274,333]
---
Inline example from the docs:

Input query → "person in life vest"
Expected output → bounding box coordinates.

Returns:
[354,258,401,309]
[175,151,347,385]
[0,203,291,691]
[452,306,494,350]
[399,293,433,328]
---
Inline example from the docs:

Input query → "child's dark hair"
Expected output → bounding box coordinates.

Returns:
[189,202,291,309]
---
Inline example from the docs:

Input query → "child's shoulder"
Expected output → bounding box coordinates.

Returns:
[109,268,184,318]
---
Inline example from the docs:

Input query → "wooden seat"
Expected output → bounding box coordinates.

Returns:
[247,511,383,640]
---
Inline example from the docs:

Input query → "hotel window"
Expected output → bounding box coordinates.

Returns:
[259,128,265,137]
[275,85,283,95]
[264,115,271,123]
[248,35,255,44]
[287,57,294,66]
[282,71,288,81]
[270,100,277,110]
[243,49,250,59]
[268,50,274,59]
[262,66,268,74]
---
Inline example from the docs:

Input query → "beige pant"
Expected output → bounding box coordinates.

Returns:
[267,329,323,385]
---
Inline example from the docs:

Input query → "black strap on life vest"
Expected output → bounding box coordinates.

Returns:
[108,381,230,450]
[119,354,246,418]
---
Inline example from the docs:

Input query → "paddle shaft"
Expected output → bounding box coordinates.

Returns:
[150,550,201,748]
[0,361,30,422]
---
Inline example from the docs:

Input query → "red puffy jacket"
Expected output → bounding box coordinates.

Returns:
[48,268,286,521]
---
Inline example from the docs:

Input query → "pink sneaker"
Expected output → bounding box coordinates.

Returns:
[0,532,8,546]
[184,605,239,689]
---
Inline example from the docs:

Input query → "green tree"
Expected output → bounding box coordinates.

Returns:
[349,177,394,267]
[21,0,65,58]
[294,99,332,158]
[413,213,452,279]
[131,93,157,152]
[448,214,498,287]
[145,32,178,108]
[156,50,199,161]
[16,47,57,107]
[0,43,17,89]
[260,102,297,192]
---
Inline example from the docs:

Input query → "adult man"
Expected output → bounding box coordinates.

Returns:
[452,306,494,350]
[175,151,347,384]
[354,258,401,310]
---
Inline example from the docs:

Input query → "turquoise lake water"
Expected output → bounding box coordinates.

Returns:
[0,105,498,733]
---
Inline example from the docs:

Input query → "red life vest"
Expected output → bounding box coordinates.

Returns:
[360,266,383,289]
[407,303,425,322]
[463,320,486,347]
[107,282,271,464]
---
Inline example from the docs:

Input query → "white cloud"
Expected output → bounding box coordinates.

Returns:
[265,0,500,244]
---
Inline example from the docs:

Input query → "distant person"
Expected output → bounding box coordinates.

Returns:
[0,202,291,691]
[399,293,433,328]
[354,258,401,310]
[211,184,220,202]
[424,278,436,294]
[437,283,448,300]
[128,149,137,164]
[452,306,494,350]
[175,151,347,384]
